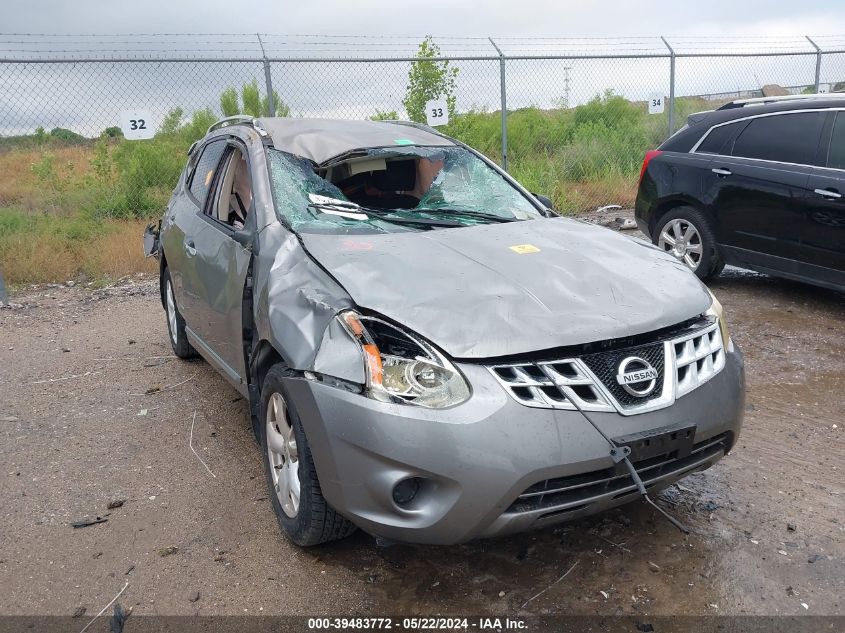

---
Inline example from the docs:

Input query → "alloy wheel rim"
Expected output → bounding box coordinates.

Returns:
[658,218,703,271]
[166,280,178,345]
[266,392,300,518]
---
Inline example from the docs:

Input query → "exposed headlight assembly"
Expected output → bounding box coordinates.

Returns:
[706,290,731,348]
[339,311,470,408]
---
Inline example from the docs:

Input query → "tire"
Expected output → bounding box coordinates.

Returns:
[259,364,357,547]
[653,206,723,281]
[162,267,196,359]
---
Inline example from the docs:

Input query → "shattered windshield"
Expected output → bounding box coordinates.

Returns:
[267,146,543,234]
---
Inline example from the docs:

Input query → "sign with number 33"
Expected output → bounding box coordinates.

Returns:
[425,98,449,127]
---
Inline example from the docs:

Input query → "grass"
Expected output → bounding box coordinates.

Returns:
[0,208,155,285]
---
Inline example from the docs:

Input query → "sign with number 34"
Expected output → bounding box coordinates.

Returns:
[120,110,154,140]
[425,98,449,127]
[647,93,665,115]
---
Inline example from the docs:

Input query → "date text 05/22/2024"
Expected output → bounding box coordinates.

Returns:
[307,617,527,630]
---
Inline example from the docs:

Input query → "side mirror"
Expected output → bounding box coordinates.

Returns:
[232,229,253,250]
[143,221,160,258]
[532,193,555,213]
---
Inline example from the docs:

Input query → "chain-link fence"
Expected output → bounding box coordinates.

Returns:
[2,33,845,219]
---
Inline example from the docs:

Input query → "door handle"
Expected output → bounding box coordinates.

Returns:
[711,168,732,176]
[184,239,197,256]
[814,188,842,199]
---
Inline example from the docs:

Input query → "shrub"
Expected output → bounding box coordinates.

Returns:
[369,110,399,121]
[49,127,86,143]
[87,108,217,219]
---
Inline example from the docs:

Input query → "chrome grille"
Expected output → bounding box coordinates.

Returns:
[581,343,666,407]
[673,321,726,398]
[489,360,614,412]
[488,318,727,416]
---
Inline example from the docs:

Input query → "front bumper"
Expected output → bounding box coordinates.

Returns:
[283,346,745,545]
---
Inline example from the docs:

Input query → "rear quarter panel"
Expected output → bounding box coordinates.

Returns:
[637,151,714,237]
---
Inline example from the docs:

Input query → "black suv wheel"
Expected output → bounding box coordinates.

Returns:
[653,206,724,280]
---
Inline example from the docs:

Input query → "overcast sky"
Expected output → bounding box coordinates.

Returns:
[3,0,845,37]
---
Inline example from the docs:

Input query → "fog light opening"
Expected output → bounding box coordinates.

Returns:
[392,477,422,508]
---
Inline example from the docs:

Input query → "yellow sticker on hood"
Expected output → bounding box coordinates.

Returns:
[509,244,540,254]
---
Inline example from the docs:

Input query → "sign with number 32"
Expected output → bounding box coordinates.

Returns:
[425,98,449,127]
[120,110,154,140]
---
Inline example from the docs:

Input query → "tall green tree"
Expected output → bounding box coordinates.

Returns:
[403,36,459,124]
[219,80,290,118]
[241,80,263,117]
[220,87,240,117]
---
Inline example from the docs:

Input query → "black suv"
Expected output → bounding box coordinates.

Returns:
[635,94,845,292]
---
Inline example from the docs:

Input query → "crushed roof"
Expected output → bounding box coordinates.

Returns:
[255,117,456,164]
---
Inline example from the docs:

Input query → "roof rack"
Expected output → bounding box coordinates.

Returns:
[206,115,268,136]
[717,93,845,110]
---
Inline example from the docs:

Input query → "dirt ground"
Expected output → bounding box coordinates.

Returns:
[0,264,843,619]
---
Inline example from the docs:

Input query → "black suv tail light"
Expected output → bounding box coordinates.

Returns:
[639,150,663,183]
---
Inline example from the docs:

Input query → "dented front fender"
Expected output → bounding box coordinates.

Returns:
[252,222,364,384]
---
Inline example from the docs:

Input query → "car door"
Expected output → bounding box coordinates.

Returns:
[181,142,254,391]
[803,110,845,284]
[167,138,229,325]
[703,111,825,266]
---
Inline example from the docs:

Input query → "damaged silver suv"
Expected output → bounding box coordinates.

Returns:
[146,116,745,546]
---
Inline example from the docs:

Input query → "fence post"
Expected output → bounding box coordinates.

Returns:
[489,37,508,171]
[660,36,676,138]
[257,33,276,116]
[806,36,822,93]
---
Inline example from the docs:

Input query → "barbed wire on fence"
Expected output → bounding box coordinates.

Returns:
[3,33,845,61]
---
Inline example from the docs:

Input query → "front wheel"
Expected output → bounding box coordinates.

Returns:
[260,364,357,546]
[654,207,724,280]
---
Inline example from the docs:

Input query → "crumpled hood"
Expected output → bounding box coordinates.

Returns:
[300,218,712,359]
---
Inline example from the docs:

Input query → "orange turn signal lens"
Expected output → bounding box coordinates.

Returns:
[362,343,383,386]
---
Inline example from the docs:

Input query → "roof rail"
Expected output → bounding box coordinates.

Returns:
[717,92,845,110]
[206,115,258,136]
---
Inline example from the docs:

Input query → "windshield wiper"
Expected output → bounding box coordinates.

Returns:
[417,208,520,223]
[308,201,464,228]
[307,202,370,221]
[362,208,466,228]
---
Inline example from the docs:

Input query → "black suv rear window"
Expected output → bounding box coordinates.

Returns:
[731,112,824,165]
[696,120,746,155]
